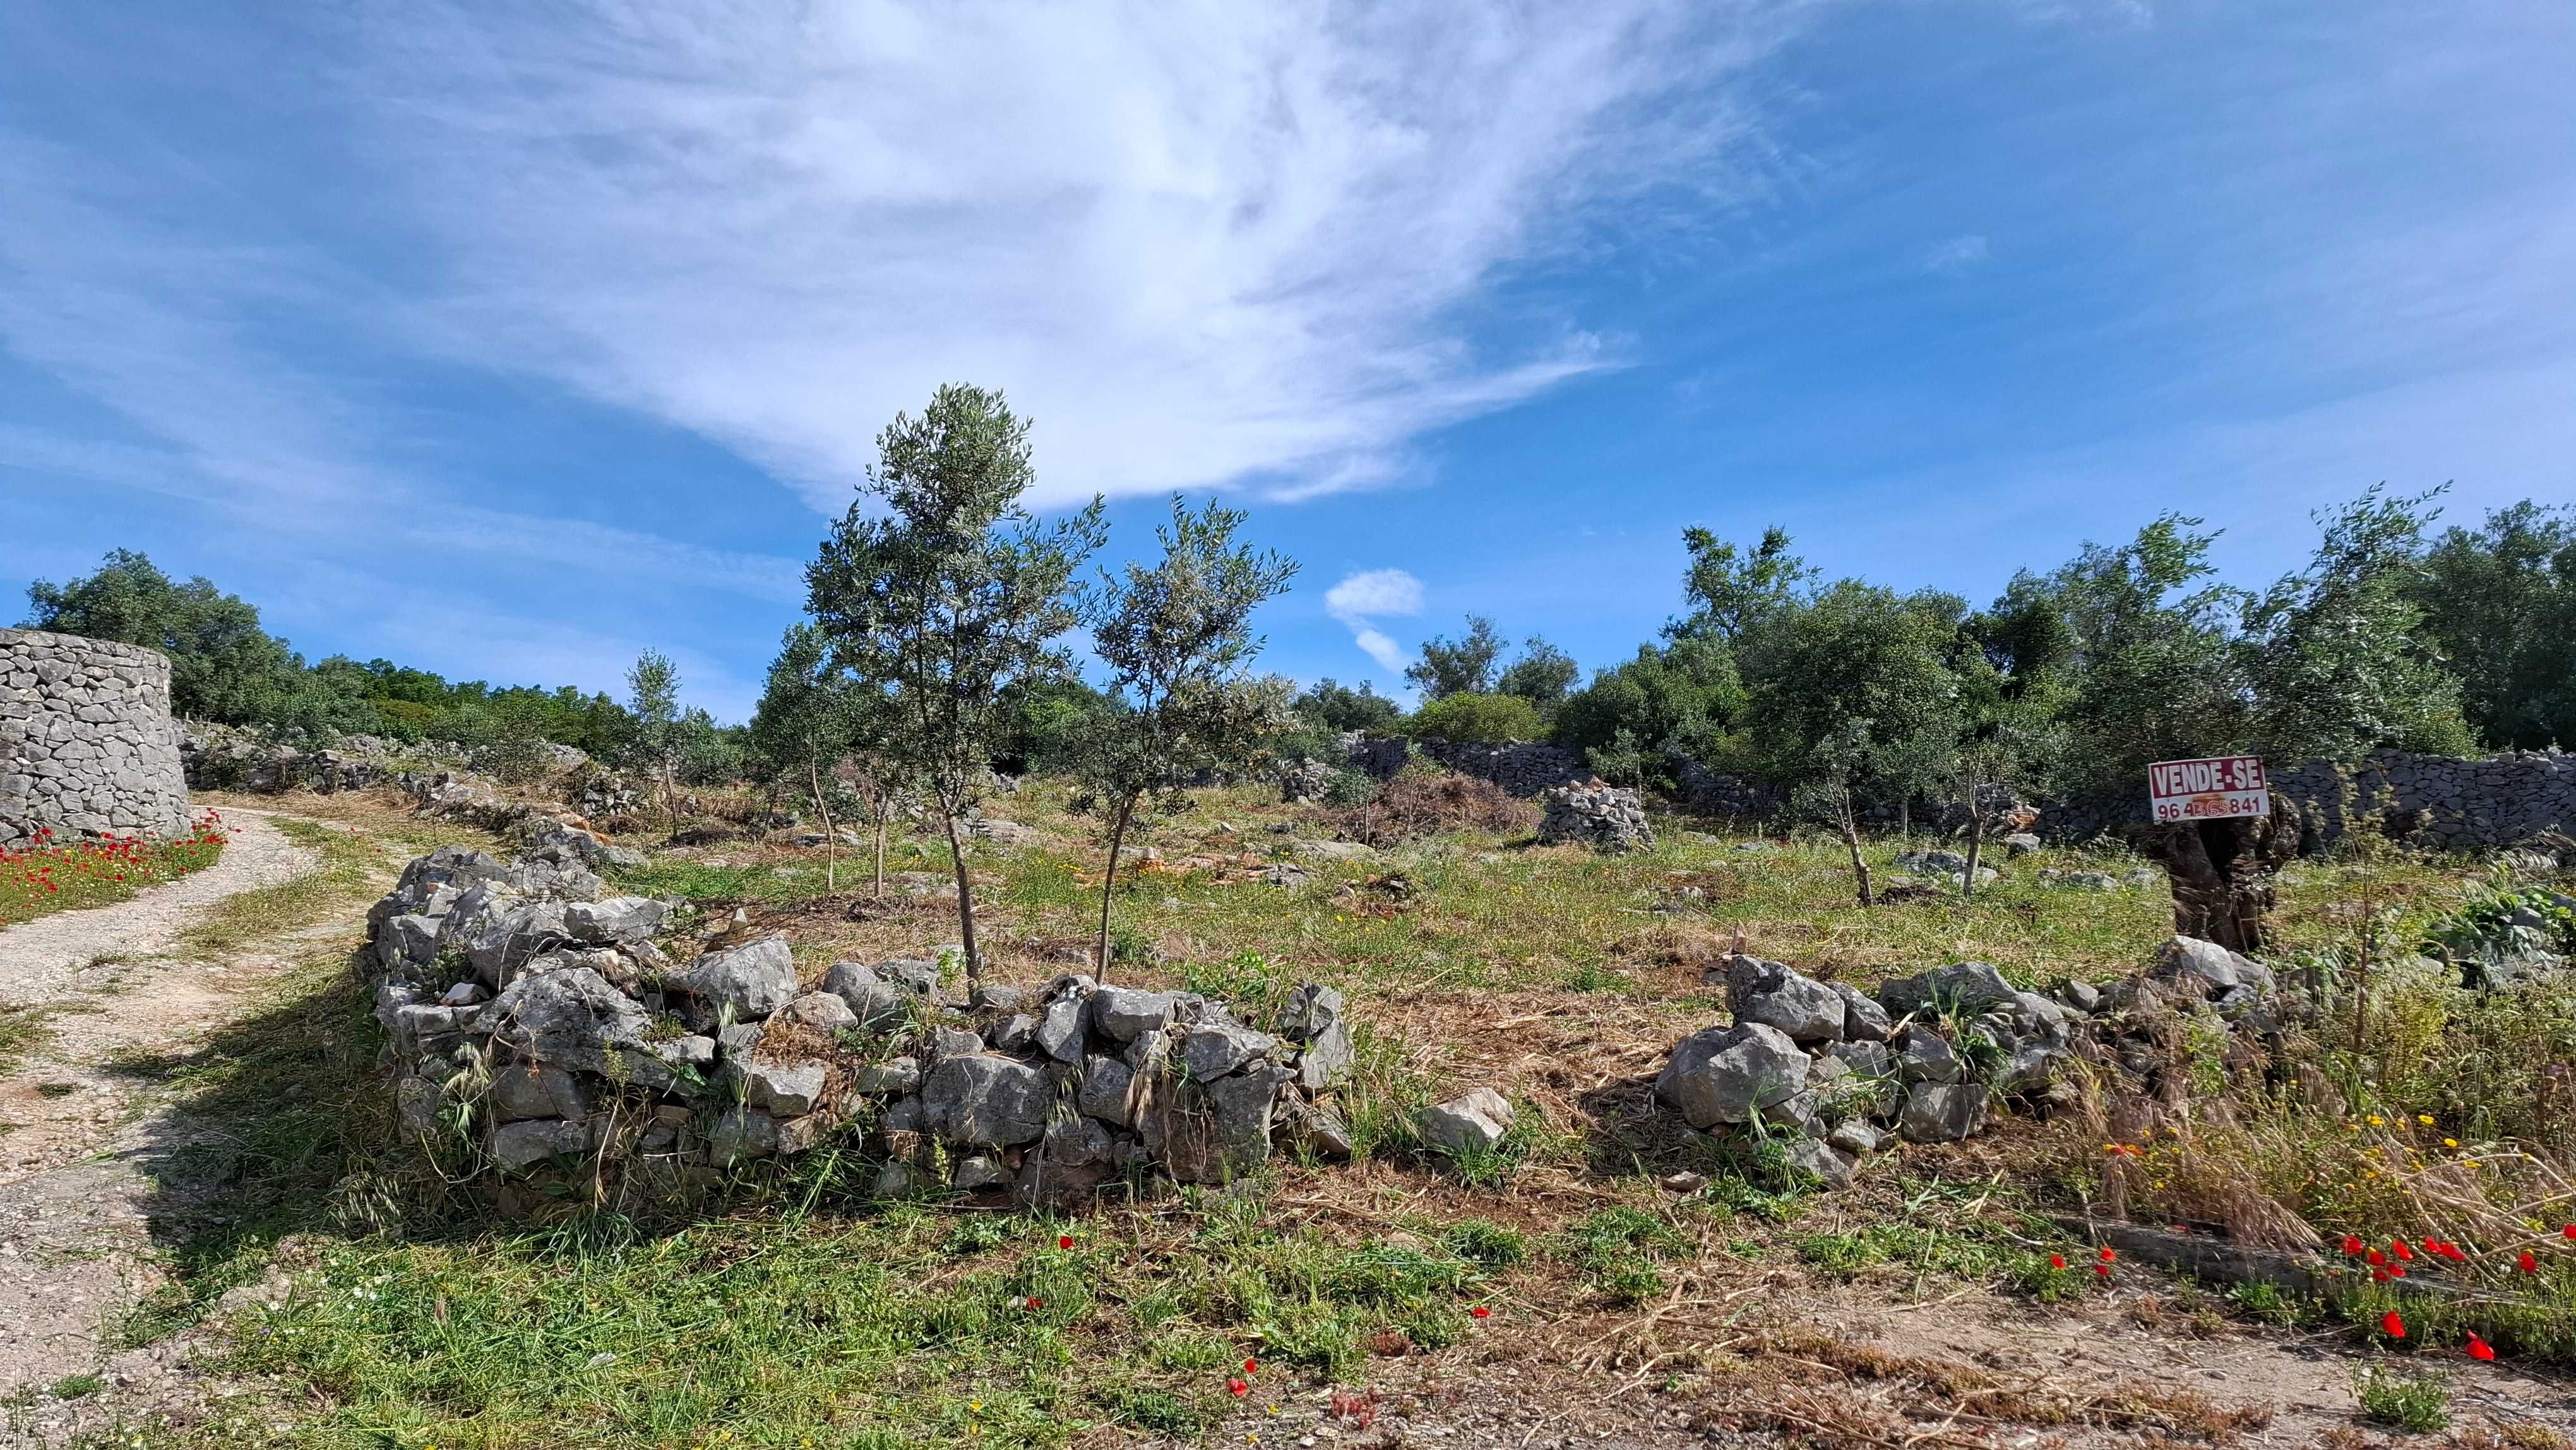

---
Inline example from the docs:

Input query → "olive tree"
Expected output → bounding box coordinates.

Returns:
[749,622,905,894]
[806,384,1106,980]
[1075,497,1296,975]
[624,649,683,826]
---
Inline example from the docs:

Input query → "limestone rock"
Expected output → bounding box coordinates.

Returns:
[1898,1082,1990,1142]
[671,936,799,1023]
[489,1118,589,1171]
[1725,956,1846,1045]
[1655,1022,1807,1129]
[921,1053,1051,1147]
[1537,783,1655,854]
[1418,1087,1516,1156]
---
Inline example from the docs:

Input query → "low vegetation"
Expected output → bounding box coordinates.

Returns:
[0,813,227,929]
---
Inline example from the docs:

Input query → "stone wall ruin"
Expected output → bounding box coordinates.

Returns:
[0,627,192,851]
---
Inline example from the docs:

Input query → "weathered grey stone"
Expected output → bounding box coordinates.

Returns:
[1655,1022,1808,1128]
[489,1063,588,1122]
[482,967,655,1077]
[1893,1025,1962,1084]
[921,1054,1051,1147]
[953,1154,1011,1190]
[852,1057,921,1094]
[1878,961,2020,1019]
[2003,833,2042,858]
[1726,956,1846,1045]
[564,896,666,945]
[744,1058,830,1117]
[1827,1119,1880,1156]
[671,936,799,1022]
[489,1118,589,1170]
[1825,1038,1894,1080]
[1418,1087,1515,1156]
[1898,1082,1990,1142]
[989,1014,1037,1053]
[395,1076,445,1141]
[1077,1054,1137,1127]
[2154,936,2277,996]
[1279,1097,1354,1159]
[1180,1021,1278,1081]
[1781,1138,1857,1189]
[1092,986,1184,1041]
[2056,978,2102,1014]
[708,1106,780,1165]
[823,960,931,1029]
[1035,984,1094,1063]
[775,991,859,1033]
[933,1026,985,1058]
[1832,983,1892,1041]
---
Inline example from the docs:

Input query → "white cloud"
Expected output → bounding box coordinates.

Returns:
[1922,234,1990,274]
[1323,566,1424,673]
[356,0,1794,510]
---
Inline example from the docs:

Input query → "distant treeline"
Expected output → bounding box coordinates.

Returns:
[28,487,2573,814]
[1289,490,2576,810]
[21,550,637,756]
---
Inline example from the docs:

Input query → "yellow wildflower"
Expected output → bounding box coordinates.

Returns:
[2366,1115,2384,1127]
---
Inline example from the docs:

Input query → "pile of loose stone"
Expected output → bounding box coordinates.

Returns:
[1655,935,2287,1188]
[1538,782,1656,854]
[365,840,1357,1207]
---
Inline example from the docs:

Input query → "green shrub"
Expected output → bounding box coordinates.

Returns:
[1405,692,1544,745]
[2352,1365,2450,1432]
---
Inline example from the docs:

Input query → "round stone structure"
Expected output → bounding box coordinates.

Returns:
[1,627,193,850]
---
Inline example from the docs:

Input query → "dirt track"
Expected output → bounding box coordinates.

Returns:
[0,811,321,1444]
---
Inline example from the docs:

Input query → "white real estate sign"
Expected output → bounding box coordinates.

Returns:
[2147,755,2270,824]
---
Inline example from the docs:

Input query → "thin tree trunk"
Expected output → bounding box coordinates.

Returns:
[1095,794,1136,982]
[1960,782,1984,900]
[1839,793,1874,908]
[807,753,837,894]
[938,796,981,985]
[874,813,888,898]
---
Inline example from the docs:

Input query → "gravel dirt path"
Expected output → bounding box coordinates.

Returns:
[0,810,334,1444]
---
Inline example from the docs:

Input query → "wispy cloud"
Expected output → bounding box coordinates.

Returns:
[1323,567,1424,673]
[1921,234,1990,274]
[359,1,1796,510]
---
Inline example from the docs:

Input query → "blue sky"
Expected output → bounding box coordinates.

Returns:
[4,1,2570,721]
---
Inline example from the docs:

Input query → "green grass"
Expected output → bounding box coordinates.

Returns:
[177,817,383,958]
[184,1189,1506,1449]
[2353,1363,2452,1432]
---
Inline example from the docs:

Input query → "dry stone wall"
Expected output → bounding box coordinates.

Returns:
[1342,734,1589,798]
[0,628,191,850]
[2040,748,2576,854]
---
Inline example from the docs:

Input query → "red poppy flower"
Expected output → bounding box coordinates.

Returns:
[2367,1249,2387,1266]
[1227,1378,1249,1398]
[1243,1358,1258,1375]
[2094,1263,2112,1279]
[2563,1225,2575,1240]
[2390,1267,2406,1278]
[2517,1252,2538,1274]
[2382,1311,2407,1339]
[1025,1296,1043,1309]
[2421,1238,2441,1255]
[1058,1235,1074,1250]
[2371,1269,2391,1283]
[2467,1334,2496,1362]
[2341,1235,2364,1256]
[2097,1246,2117,1264]
[2049,1254,2067,1270]
[1470,1305,1491,1319]
[2392,1240,2414,1262]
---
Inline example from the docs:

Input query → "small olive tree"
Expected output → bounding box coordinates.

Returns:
[749,622,905,894]
[624,649,683,826]
[807,384,1106,980]
[1075,497,1297,976]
